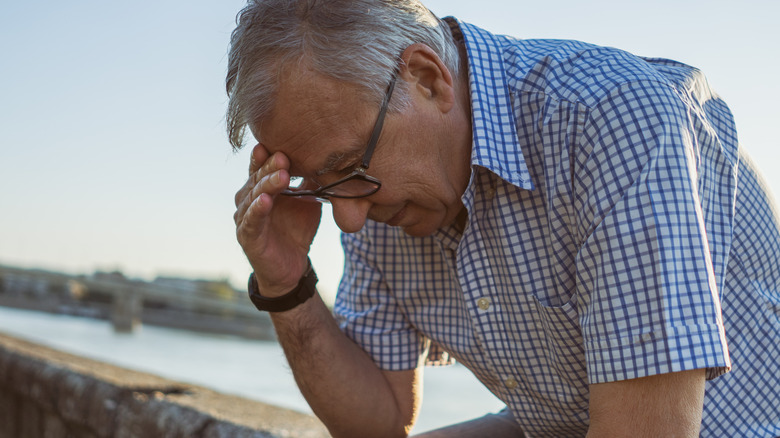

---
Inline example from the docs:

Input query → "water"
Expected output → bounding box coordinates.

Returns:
[0,306,503,434]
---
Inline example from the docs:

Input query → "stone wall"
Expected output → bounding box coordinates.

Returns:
[0,332,329,437]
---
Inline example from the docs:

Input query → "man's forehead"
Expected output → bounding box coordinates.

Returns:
[261,132,365,178]
[256,68,375,176]
[260,112,372,175]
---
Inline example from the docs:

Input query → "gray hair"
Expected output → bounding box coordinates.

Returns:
[225,0,460,150]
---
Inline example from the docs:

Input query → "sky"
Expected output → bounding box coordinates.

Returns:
[1,0,778,304]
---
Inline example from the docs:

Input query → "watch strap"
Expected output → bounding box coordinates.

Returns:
[247,258,318,312]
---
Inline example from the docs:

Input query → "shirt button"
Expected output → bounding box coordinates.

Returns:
[504,377,518,390]
[477,297,490,310]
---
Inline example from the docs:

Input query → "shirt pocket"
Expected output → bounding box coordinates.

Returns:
[528,295,589,409]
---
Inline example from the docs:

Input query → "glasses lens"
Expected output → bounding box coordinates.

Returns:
[288,176,305,190]
[322,177,380,198]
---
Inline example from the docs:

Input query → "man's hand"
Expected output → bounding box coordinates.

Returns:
[234,145,420,438]
[233,143,322,297]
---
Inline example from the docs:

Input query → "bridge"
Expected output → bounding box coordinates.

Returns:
[0,265,273,340]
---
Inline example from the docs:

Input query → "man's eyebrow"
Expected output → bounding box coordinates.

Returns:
[315,149,363,177]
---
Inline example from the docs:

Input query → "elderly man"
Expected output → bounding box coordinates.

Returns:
[228,0,780,436]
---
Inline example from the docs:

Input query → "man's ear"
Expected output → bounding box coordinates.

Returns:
[400,43,456,113]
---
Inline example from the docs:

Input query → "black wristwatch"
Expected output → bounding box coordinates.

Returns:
[247,258,318,312]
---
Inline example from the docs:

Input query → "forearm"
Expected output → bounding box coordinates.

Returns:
[586,369,705,438]
[270,293,417,438]
[233,147,416,436]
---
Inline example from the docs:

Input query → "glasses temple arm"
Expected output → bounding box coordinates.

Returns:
[361,71,399,168]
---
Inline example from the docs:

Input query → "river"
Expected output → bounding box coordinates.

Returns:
[0,306,503,434]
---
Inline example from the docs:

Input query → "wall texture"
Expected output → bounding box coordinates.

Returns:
[0,332,329,438]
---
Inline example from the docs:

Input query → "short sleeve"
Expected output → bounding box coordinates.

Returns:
[573,79,733,384]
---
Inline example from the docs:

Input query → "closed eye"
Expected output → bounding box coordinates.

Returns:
[318,149,364,177]
[337,161,361,175]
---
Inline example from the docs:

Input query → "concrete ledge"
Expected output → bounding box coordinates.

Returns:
[0,332,329,437]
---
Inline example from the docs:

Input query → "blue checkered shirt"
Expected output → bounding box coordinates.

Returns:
[334,18,780,437]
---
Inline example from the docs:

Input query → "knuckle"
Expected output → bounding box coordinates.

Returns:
[260,155,278,175]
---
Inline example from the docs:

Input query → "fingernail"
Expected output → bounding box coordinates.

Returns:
[271,171,280,185]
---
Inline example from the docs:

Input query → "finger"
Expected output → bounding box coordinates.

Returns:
[234,171,259,208]
[235,167,290,226]
[237,192,273,238]
[235,174,268,225]
[249,143,270,175]
[236,150,284,208]
[253,168,290,197]
[235,151,292,227]
[255,152,291,182]
[234,191,254,226]
[246,153,291,198]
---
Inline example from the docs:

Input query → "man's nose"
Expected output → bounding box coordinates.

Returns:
[330,197,371,234]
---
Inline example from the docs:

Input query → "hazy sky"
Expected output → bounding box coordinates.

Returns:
[1,0,778,303]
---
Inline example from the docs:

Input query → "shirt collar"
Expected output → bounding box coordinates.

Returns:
[447,17,534,191]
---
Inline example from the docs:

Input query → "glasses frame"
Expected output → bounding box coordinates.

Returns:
[280,69,399,202]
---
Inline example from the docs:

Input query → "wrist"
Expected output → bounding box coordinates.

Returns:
[248,258,318,312]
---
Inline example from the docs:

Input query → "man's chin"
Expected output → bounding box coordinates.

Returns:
[400,222,439,238]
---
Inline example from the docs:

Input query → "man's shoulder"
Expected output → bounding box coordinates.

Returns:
[458,20,701,108]
[503,39,693,108]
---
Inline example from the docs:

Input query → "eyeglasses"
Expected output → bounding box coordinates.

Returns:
[280,70,398,203]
